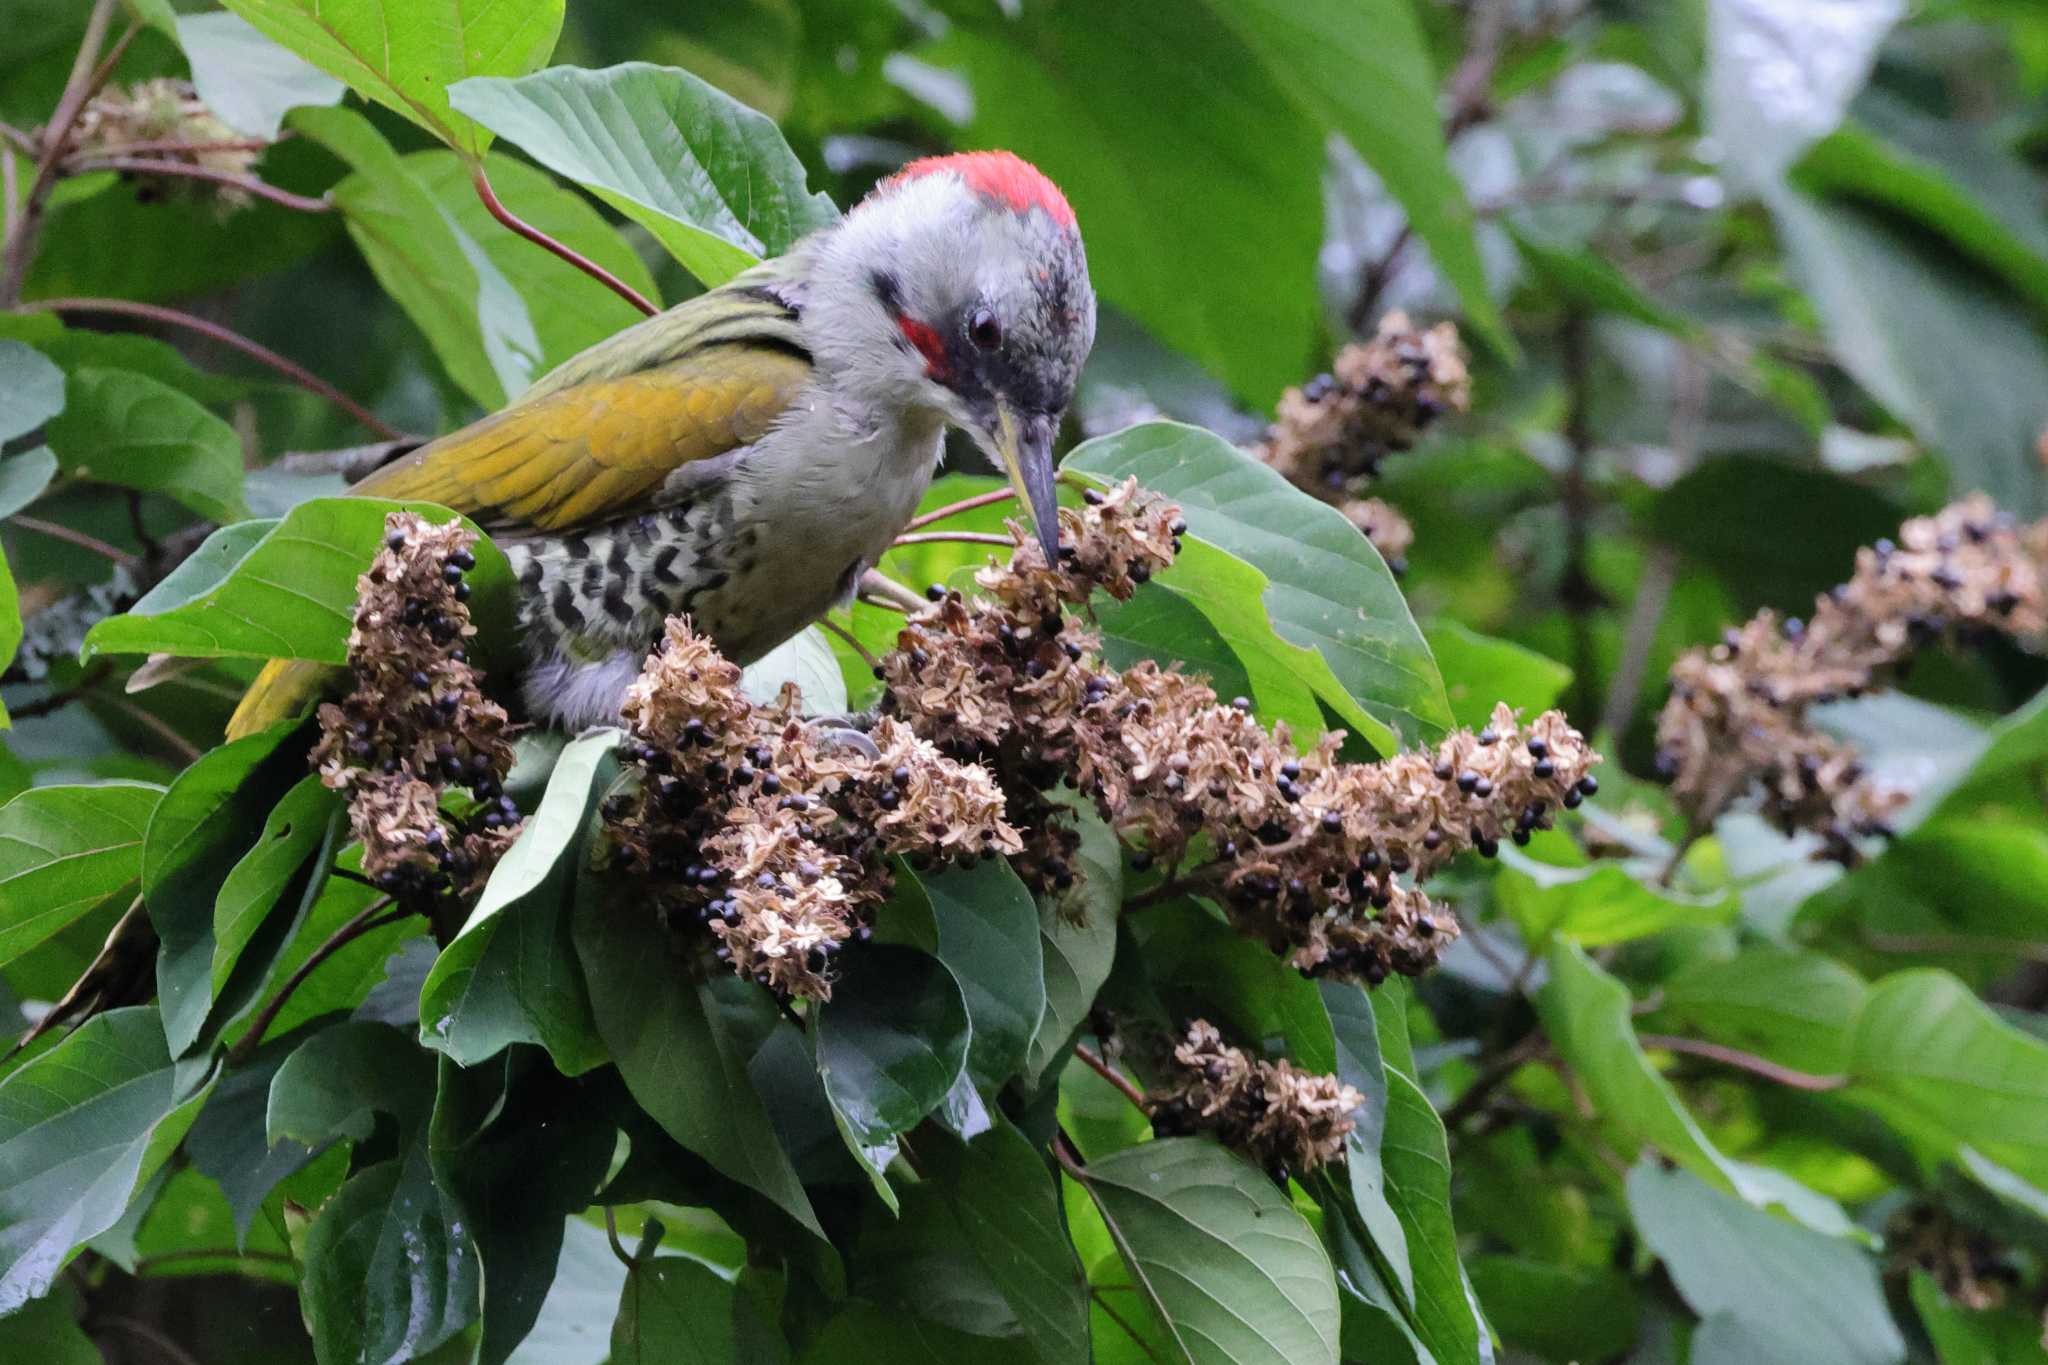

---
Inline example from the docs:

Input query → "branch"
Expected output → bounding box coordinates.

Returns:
[1860,930,2048,967]
[891,531,1012,549]
[818,615,881,674]
[227,898,404,1065]
[471,166,658,317]
[0,0,120,305]
[1557,310,1602,724]
[5,662,113,719]
[857,568,929,614]
[1635,1033,1847,1092]
[903,486,1016,532]
[1073,1042,1149,1111]
[8,514,141,567]
[1439,1029,1550,1130]
[65,156,334,214]
[27,297,407,440]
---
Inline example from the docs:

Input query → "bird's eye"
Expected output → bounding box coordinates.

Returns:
[968,308,1003,350]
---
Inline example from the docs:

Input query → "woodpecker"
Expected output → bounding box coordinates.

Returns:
[228,150,1094,739]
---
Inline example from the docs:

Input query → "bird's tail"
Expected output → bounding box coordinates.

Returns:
[227,657,338,739]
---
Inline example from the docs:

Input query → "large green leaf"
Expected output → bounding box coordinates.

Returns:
[220,0,563,155]
[1077,1137,1341,1365]
[1626,1162,1903,1365]
[1495,850,1733,949]
[181,1023,327,1247]
[1911,1271,2048,1365]
[0,1008,209,1312]
[420,730,617,1074]
[0,341,63,443]
[293,105,543,408]
[209,773,341,994]
[815,946,971,1199]
[926,4,1323,404]
[176,10,345,139]
[573,883,821,1235]
[0,781,160,966]
[1317,982,1411,1312]
[1648,948,1869,1076]
[1067,422,1450,751]
[42,367,248,524]
[448,63,837,287]
[1423,621,1571,732]
[0,448,58,521]
[267,1019,435,1147]
[1192,0,1507,357]
[910,859,1043,1090]
[1023,795,1120,1086]
[611,1256,737,1364]
[82,496,513,668]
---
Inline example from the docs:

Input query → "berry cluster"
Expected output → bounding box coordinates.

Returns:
[73,79,265,213]
[1146,1020,1364,1180]
[1657,495,2047,861]
[312,513,516,900]
[608,619,1019,1000]
[879,479,1600,982]
[1256,312,1471,573]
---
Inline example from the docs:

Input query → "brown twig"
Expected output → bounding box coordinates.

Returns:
[227,898,404,1065]
[78,136,279,158]
[8,514,141,567]
[95,1316,201,1365]
[5,661,113,719]
[65,155,334,213]
[857,568,928,614]
[818,615,881,674]
[1439,1029,1551,1130]
[1636,1033,1847,1092]
[1074,1042,1148,1111]
[471,166,658,317]
[891,531,1012,549]
[105,694,201,764]
[903,486,1017,531]
[27,297,407,440]
[0,0,120,305]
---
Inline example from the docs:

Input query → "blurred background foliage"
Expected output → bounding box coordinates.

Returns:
[5,0,2048,1363]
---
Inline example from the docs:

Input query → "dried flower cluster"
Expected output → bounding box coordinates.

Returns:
[1657,495,2048,861]
[607,619,1019,1000]
[313,513,515,899]
[1256,312,1471,572]
[1146,1020,1364,1178]
[1887,1204,2026,1314]
[879,479,1600,982]
[72,79,263,213]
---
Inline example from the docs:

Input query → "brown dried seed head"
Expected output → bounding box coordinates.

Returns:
[1147,1020,1362,1175]
[74,78,264,212]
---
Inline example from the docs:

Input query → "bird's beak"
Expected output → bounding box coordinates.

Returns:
[992,401,1062,564]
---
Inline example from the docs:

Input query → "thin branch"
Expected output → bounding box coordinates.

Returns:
[857,568,929,614]
[1557,311,1602,725]
[903,486,1016,532]
[1439,1029,1551,1130]
[105,694,201,764]
[891,531,1012,549]
[8,514,141,567]
[5,662,113,719]
[818,615,881,675]
[0,120,35,155]
[65,155,333,213]
[227,899,403,1065]
[135,1247,295,1275]
[602,1206,635,1269]
[471,165,658,317]
[1656,827,1704,888]
[1599,543,1677,743]
[2,145,17,241]
[1860,931,2048,966]
[28,297,407,440]
[95,1316,201,1365]
[1121,872,1210,912]
[1635,1033,1847,1092]
[1091,1288,1170,1365]
[1073,1043,1149,1111]
[1052,1128,1089,1181]
[0,0,120,305]
[76,136,279,158]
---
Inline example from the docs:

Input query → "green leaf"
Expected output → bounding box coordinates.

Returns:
[293,106,543,408]
[42,367,248,523]
[911,859,1043,1089]
[1649,948,1869,1076]
[1911,1270,2048,1365]
[0,1008,209,1313]
[209,774,341,994]
[1844,969,2048,1190]
[815,945,970,1192]
[0,1287,98,1362]
[1138,902,1335,1074]
[927,5,1322,403]
[1495,850,1733,949]
[1067,421,1450,751]
[0,781,161,966]
[1625,1162,1904,1365]
[507,1219,628,1365]
[83,496,513,668]
[420,730,617,1074]
[1508,226,1696,335]
[611,1255,737,1364]
[1377,1062,1480,1365]
[1422,621,1570,732]
[1196,0,1508,357]
[740,626,850,714]
[573,883,821,1234]
[1467,1255,1640,1365]
[220,0,564,155]
[448,63,837,287]
[1024,794,1121,1085]
[0,447,58,520]
[176,10,345,139]
[0,340,63,442]
[267,1019,435,1147]
[182,1023,326,1247]
[1704,0,1901,191]
[1767,186,2048,516]
[1077,1137,1341,1365]
[1537,942,1850,1233]
[1318,982,1411,1309]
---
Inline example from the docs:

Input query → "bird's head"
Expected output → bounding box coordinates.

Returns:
[810,150,1095,562]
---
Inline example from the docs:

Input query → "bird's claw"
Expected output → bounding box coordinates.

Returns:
[803,712,881,761]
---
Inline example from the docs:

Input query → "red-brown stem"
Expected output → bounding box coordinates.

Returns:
[471,166,658,317]
[227,899,404,1065]
[76,136,279,157]
[902,486,1016,532]
[0,0,119,305]
[817,615,881,673]
[66,156,334,214]
[891,531,1012,548]
[8,513,141,567]
[28,296,407,440]
[1073,1042,1149,1111]
[1636,1033,1847,1092]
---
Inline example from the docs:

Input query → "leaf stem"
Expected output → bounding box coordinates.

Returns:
[1439,1029,1552,1130]
[0,0,120,305]
[470,165,658,317]
[817,615,881,675]
[890,531,1012,548]
[7,513,141,567]
[227,897,404,1066]
[64,156,335,213]
[902,487,1016,532]
[1635,1033,1847,1092]
[25,296,408,440]
[1073,1042,1149,1112]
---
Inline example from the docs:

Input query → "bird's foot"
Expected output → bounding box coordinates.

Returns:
[803,711,881,761]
